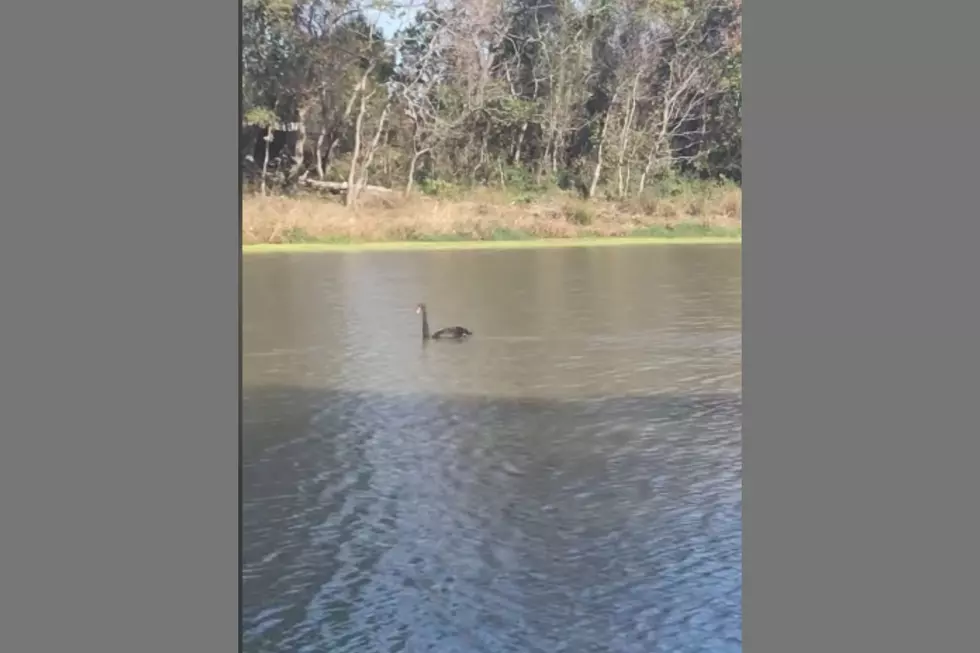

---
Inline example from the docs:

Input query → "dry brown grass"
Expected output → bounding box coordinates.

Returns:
[241,186,741,244]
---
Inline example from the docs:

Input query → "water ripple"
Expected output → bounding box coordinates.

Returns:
[243,246,742,653]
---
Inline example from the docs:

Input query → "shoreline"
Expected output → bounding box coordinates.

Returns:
[242,186,741,252]
[242,235,741,254]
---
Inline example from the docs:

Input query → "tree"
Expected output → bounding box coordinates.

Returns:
[240,0,742,197]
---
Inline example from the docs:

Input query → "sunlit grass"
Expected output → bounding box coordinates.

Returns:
[241,182,741,247]
[243,236,740,255]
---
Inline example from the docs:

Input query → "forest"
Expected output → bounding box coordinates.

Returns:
[242,0,741,243]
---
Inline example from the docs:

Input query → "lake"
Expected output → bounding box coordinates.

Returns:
[242,244,742,653]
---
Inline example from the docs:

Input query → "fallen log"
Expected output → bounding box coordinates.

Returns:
[299,177,393,194]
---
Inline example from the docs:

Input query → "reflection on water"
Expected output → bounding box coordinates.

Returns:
[243,245,742,653]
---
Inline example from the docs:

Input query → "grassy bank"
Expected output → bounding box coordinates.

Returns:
[243,236,739,255]
[242,182,740,249]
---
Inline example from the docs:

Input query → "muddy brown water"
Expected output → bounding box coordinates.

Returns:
[243,244,742,653]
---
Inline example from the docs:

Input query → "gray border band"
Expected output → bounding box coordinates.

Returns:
[3,0,979,651]
[745,1,980,651]
[0,1,240,651]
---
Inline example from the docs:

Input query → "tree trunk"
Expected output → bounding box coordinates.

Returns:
[551,127,560,173]
[338,66,375,206]
[616,76,640,198]
[322,137,339,178]
[639,110,671,195]
[588,145,603,200]
[471,131,489,179]
[382,132,390,180]
[260,126,273,196]
[616,123,627,198]
[512,122,528,166]
[355,103,390,196]
[588,91,617,200]
[406,149,427,195]
[536,140,550,183]
[345,91,369,207]
[616,157,625,198]
[638,152,654,195]
[314,132,326,179]
[287,104,311,187]
[319,65,367,182]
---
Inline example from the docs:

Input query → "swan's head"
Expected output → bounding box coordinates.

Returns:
[416,303,426,314]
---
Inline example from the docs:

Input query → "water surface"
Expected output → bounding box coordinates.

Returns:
[243,244,742,653]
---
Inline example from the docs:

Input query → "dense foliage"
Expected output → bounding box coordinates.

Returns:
[242,0,741,203]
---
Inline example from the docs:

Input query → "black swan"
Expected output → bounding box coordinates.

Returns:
[416,303,473,340]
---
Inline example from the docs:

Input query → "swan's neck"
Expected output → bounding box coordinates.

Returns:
[420,309,430,339]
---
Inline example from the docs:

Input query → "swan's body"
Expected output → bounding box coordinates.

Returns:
[417,303,472,341]
[431,326,473,340]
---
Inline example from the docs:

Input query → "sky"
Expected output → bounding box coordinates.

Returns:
[364,3,422,37]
